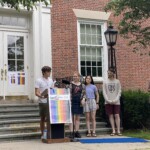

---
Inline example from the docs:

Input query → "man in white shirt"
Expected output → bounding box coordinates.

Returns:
[35,66,54,138]
[103,68,122,136]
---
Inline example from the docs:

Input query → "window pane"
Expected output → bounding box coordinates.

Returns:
[86,24,91,34]
[98,67,102,76]
[16,48,24,59]
[80,47,85,55]
[91,25,96,34]
[97,35,102,45]
[80,24,85,33]
[97,48,101,56]
[8,60,16,71]
[8,48,15,59]
[86,61,91,66]
[92,35,96,45]
[92,47,96,55]
[86,34,91,44]
[86,47,91,55]
[18,18,26,27]
[87,67,91,75]
[97,25,101,35]
[81,67,86,76]
[92,61,96,66]
[11,17,18,26]
[92,67,96,76]
[16,36,24,47]
[81,61,85,66]
[8,36,15,47]
[80,34,86,44]
[3,16,10,25]
[86,55,91,61]
[17,60,24,71]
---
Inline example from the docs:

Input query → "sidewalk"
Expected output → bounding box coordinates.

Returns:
[0,136,150,150]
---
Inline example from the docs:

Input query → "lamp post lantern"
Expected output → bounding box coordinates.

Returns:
[104,25,118,78]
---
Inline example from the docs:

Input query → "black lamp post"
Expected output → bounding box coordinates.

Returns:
[104,25,118,78]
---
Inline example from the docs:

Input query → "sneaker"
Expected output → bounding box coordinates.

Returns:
[41,135,44,139]
[75,131,81,138]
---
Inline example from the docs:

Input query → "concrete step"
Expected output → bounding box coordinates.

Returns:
[0,113,39,119]
[0,127,111,141]
[0,108,39,113]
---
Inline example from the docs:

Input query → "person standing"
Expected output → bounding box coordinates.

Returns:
[69,72,86,138]
[35,66,54,139]
[84,75,99,137]
[103,68,122,136]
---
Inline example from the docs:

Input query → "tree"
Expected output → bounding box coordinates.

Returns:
[105,0,150,53]
[0,0,49,10]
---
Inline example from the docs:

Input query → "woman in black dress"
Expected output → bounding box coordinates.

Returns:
[69,72,86,138]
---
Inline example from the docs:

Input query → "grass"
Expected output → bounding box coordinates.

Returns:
[123,129,150,140]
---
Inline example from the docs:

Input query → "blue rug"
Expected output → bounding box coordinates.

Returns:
[79,137,148,144]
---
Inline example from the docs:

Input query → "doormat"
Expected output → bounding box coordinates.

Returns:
[79,137,148,144]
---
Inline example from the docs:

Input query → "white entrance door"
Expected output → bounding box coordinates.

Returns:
[0,32,28,99]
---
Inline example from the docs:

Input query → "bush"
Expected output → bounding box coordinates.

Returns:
[98,90,150,129]
[122,90,150,129]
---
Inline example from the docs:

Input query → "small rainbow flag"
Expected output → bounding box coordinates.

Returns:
[18,73,25,85]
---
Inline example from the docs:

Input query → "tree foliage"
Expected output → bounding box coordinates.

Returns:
[0,0,49,10]
[105,0,150,52]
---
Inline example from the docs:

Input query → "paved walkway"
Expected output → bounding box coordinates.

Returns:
[0,137,150,150]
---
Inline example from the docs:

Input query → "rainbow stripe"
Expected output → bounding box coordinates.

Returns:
[50,100,70,123]
[11,74,15,84]
[18,73,25,85]
[50,88,68,95]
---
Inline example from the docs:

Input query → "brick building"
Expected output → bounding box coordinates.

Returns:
[51,0,150,91]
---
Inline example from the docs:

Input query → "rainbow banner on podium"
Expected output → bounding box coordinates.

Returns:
[49,88,72,124]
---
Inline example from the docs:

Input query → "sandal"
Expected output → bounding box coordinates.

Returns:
[86,133,91,137]
[92,133,97,137]
[110,133,116,136]
[117,132,122,136]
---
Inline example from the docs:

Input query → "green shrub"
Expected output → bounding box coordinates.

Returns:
[122,90,150,129]
[98,90,150,129]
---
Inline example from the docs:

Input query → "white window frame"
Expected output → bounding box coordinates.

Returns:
[77,19,108,82]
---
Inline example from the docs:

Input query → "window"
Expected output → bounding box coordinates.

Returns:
[79,22,104,78]
[8,35,24,72]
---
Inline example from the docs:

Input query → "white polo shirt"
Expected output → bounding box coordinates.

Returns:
[35,77,54,103]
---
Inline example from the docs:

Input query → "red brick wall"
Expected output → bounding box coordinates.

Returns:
[51,0,150,91]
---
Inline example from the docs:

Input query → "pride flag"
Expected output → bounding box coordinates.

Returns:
[18,73,25,85]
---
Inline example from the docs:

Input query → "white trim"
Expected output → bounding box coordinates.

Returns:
[73,9,111,21]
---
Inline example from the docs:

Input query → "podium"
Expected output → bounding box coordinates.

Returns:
[41,88,72,143]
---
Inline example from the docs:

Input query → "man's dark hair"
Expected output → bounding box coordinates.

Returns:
[41,66,51,74]
[108,67,116,74]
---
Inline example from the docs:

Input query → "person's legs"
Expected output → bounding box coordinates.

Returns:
[40,116,45,136]
[39,103,46,136]
[114,114,121,134]
[114,105,121,135]
[109,114,116,134]
[75,115,80,131]
[90,111,97,136]
[75,115,81,138]
[105,104,115,134]
[86,112,91,134]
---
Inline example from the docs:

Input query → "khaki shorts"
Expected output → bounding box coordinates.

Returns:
[39,103,49,119]
[84,99,97,112]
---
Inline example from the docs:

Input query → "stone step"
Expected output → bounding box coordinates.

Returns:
[0,116,101,125]
[0,122,107,134]
[0,113,39,119]
[0,103,39,108]
[0,108,39,115]
[0,127,111,141]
